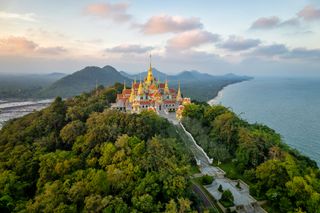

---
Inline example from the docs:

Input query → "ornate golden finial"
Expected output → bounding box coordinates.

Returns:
[176,81,182,101]
[138,80,144,95]
[149,53,152,69]
[164,78,170,94]
[146,54,154,84]
[129,81,135,103]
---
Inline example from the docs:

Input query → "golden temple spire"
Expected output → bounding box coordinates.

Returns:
[129,81,135,103]
[176,81,182,101]
[146,54,154,84]
[138,80,144,95]
[149,53,152,69]
[164,79,170,94]
[123,80,126,92]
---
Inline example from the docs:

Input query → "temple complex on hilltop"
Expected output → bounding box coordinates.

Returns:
[111,56,191,119]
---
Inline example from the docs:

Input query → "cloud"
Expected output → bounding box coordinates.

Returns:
[140,15,203,34]
[0,11,36,22]
[0,36,67,56]
[250,5,320,31]
[248,43,320,60]
[218,36,261,51]
[166,30,220,50]
[106,44,153,54]
[84,2,131,22]
[298,5,320,21]
[278,18,300,27]
[249,16,300,30]
[287,47,320,59]
[251,44,289,56]
[250,16,280,29]
[0,37,37,53]
[36,47,67,55]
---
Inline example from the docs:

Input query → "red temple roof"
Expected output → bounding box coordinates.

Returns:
[169,88,176,93]
[122,89,131,95]
[133,83,140,89]
[139,100,153,105]
[163,100,176,104]
[159,83,165,88]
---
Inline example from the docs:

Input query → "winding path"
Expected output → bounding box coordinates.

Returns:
[161,112,267,213]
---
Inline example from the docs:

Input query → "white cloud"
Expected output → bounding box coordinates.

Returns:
[218,36,261,51]
[84,2,131,22]
[298,5,320,21]
[0,36,67,56]
[166,30,220,50]
[0,11,37,22]
[140,15,203,34]
[106,44,153,54]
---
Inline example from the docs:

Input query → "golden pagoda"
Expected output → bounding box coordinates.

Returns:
[111,55,191,115]
[176,81,182,101]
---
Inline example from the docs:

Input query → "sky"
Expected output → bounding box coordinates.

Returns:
[0,0,320,76]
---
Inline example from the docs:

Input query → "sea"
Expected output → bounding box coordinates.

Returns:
[0,99,52,129]
[209,77,320,166]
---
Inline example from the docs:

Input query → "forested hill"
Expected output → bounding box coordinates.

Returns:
[0,65,250,101]
[39,66,131,98]
[181,103,320,212]
[0,83,201,212]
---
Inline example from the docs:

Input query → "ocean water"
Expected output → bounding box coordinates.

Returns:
[0,99,52,129]
[212,77,320,166]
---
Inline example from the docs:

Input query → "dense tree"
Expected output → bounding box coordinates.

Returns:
[0,85,200,212]
[60,120,86,146]
[182,104,320,212]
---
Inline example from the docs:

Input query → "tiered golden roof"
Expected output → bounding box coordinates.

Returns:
[176,81,182,101]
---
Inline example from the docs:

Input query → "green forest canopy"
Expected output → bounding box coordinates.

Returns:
[1,82,319,213]
[182,103,320,213]
[0,84,199,212]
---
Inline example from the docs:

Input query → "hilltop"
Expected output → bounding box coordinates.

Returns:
[0,65,251,101]
[39,66,131,98]
[0,84,319,212]
[0,84,202,212]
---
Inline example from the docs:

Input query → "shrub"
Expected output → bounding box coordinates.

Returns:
[220,189,234,207]
[201,175,214,185]
[236,180,241,189]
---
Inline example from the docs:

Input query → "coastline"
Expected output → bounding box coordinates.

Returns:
[207,78,252,105]
[207,88,223,105]
[0,99,53,129]
[205,77,320,166]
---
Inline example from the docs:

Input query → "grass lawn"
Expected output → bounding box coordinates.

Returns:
[214,161,241,180]
[190,165,200,174]
[219,200,234,208]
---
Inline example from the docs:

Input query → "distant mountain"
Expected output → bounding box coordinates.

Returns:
[120,68,249,83]
[40,65,131,98]
[120,68,169,81]
[119,68,252,102]
[45,72,66,79]
[0,73,66,100]
[120,69,200,82]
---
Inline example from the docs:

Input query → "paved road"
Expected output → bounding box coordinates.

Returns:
[191,182,216,209]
